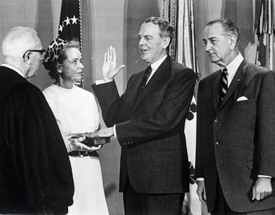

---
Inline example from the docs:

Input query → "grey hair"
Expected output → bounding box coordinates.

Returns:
[2,26,40,57]
[206,18,240,44]
[144,17,174,45]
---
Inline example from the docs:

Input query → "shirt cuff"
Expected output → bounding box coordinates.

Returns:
[63,136,73,152]
[196,178,204,182]
[113,125,117,139]
[258,175,272,179]
[95,80,112,85]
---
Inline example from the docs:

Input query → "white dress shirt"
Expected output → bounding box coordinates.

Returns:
[223,53,243,87]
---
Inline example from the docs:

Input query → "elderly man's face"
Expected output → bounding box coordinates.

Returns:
[203,23,232,67]
[138,22,167,64]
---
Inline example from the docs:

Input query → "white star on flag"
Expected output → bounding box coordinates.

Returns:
[59,25,63,32]
[71,15,78,24]
[65,16,70,25]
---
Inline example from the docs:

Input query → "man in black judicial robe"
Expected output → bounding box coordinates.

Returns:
[0,27,74,214]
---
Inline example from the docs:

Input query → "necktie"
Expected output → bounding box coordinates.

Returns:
[140,65,152,91]
[220,68,228,103]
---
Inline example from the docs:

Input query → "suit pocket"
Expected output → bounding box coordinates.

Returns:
[234,98,256,109]
[230,98,257,130]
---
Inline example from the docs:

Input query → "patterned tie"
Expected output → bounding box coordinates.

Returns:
[220,68,228,103]
[140,65,152,92]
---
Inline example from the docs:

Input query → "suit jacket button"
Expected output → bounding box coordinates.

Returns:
[214,118,218,123]
[215,142,219,145]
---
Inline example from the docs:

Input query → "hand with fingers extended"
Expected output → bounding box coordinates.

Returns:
[68,136,102,152]
[102,46,125,82]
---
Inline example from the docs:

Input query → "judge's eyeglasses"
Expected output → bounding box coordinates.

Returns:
[22,49,46,60]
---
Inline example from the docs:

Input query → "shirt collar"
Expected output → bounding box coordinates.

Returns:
[222,53,244,86]
[150,55,168,71]
[226,53,243,72]
[224,53,244,77]
[2,63,25,78]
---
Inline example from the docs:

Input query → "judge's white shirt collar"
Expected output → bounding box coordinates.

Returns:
[2,63,25,78]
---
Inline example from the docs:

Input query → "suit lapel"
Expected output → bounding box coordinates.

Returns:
[217,60,246,113]
[132,56,172,114]
[132,72,144,101]
[213,71,221,111]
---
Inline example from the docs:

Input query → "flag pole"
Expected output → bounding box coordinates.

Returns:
[78,0,84,87]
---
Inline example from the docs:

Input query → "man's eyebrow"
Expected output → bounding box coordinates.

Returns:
[208,36,217,40]
[138,34,151,38]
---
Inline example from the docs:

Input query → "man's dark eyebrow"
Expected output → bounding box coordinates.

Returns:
[208,36,217,40]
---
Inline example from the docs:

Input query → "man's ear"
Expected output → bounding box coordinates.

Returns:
[23,51,31,64]
[228,34,238,50]
[162,36,171,49]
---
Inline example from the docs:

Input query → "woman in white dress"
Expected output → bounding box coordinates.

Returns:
[42,38,109,215]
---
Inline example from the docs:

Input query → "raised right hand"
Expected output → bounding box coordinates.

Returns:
[102,46,125,82]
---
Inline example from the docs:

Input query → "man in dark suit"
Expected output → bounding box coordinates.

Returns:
[195,18,275,215]
[91,17,196,215]
[0,26,74,214]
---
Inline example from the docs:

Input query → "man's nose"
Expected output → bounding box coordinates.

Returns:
[204,42,211,52]
[139,37,145,45]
